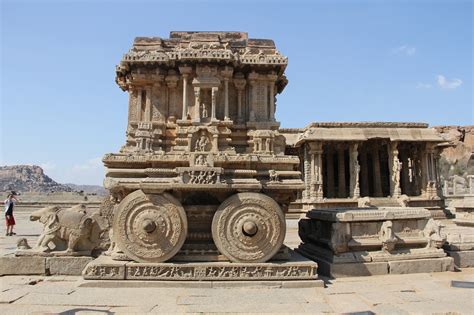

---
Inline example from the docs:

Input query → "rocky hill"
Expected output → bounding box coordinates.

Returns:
[65,183,106,195]
[0,165,106,195]
[434,125,474,179]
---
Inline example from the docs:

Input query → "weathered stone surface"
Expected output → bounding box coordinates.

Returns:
[329,261,389,277]
[298,207,453,277]
[0,256,45,275]
[388,257,454,274]
[83,251,318,281]
[81,256,126,280]
[47,257,93,275]
[102,31,304,266]
[445,250,474,268]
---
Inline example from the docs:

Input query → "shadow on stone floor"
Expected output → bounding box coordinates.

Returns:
[58,308,113,315]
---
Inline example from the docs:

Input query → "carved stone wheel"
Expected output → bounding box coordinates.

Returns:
[113,190,187,263]
[211,192,286,263]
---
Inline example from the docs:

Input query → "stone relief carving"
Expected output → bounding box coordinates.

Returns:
[188,170,217,184]
[194,130,211,152]
[379,221,397,252]
[423,218,446,249]
[269,170,279,182]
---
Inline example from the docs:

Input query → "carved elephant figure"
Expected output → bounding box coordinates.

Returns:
[30,204,101,253]
[423,218,446,249]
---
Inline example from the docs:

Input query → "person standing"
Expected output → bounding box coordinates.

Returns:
[4,192,18,236]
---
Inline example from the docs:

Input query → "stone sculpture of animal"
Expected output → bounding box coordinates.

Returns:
[30,204,101,253]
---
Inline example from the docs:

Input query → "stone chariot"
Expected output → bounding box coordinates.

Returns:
[94,32,311,277]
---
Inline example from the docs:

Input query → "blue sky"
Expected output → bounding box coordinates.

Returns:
[1,0,472,185]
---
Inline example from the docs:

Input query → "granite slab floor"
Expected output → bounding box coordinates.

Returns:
[0,270,473,314]
[2,212,474,314]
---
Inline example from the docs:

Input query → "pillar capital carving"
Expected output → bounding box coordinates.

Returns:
[248,71,259,82]
[221,66,234,79]
[307,141,323,154]
[234,78,247,90]
[178,66,193,76]
[165,71,179,89]
[267,71,278,82]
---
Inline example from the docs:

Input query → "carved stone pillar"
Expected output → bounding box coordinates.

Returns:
[372,145,383,197]
[268,73,277,122]
[262,83,268,121]
[193,87,200,121]
[359,147,369,197]
[308,142,323,200]
[179,66,192,120]
[135,87,143,121]
[424,144,438,198]
[211,87,218,120]
[248,72,258,121]
[389,142,401,198]
[401,150,410,195]
[127,86,135,123]
[182,75,189,119]
[145,86,152,121]
[326,145,335,198]
[349,143,360,198]
[221,66,233,121]
[234,75,246,123]
[165,71,179,119]
[420,143,436,198]
[224,79,229,120]
[337,144,346,198]
[303,145,311,200]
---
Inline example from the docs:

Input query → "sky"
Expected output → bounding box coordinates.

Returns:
[1,0,472,186]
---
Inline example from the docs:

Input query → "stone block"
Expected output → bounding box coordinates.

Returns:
[445,250,474,268]
[0,256,45,275]
[314,257,388,277]
[331,262,389,277]
[82,256,126,280]
[388,257,454,274]
[281,279,325,288]
[47,256,94,275]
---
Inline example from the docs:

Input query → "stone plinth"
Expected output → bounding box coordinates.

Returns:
[442,221,474,268]
[297,207,454,277]
[453,196,474,227]
[83,249,322,283]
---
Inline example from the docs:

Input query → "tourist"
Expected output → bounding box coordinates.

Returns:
[4,191,18,236]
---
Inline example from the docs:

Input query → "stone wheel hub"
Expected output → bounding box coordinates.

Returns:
[211,192,286,263]
[113,190,187,263]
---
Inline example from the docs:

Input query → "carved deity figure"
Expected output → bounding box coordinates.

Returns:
[269,170,279,182]
[195,131,210,152]
[201,103,208,118]
[195,154,207,166]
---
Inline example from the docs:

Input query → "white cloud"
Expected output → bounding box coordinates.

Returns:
[416,82,432,89]
[436,75,463,89]
[393,45,416,56]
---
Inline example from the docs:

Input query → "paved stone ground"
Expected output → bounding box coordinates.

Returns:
[1,211,474,314]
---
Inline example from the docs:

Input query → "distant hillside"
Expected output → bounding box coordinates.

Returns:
[65,183,107,195]
[0,165,106,195]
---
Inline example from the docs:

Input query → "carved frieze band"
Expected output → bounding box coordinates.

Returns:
[83,263,317,280]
